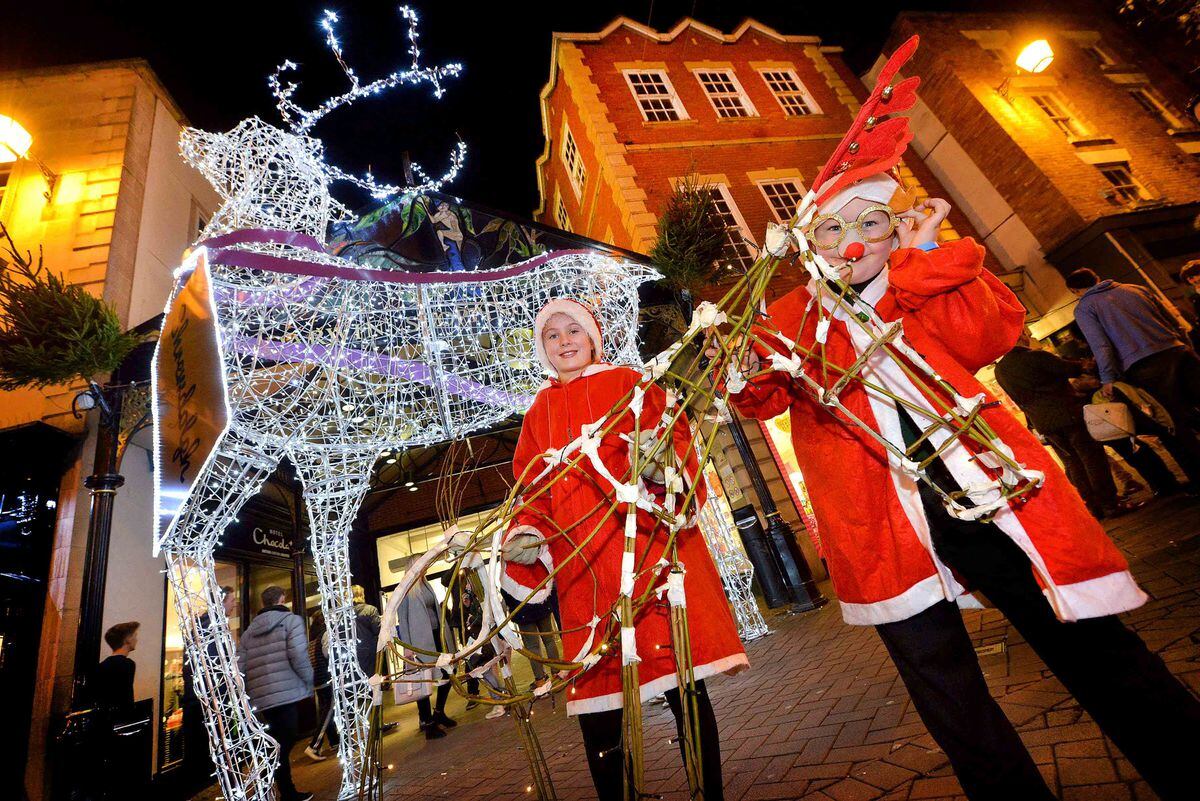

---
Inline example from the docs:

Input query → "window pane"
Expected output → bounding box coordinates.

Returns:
[707,187,756,269]
[762,70,814,116]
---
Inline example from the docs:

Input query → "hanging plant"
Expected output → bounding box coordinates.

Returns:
[0,223,144,391]
[647,174,728,297]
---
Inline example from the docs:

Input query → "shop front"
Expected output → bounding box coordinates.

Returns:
[157,503,321,784]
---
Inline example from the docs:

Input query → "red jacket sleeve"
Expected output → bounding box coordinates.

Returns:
[729,285,811,420]
[888,239,1024,372]
[511,397,555,536]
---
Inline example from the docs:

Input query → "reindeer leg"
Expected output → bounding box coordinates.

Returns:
[290,449,379,801]
[159,429,283,801]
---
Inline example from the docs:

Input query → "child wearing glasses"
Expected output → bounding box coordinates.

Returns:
[730,36,1200,801]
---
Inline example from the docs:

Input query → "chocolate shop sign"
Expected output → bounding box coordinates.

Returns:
[223,520,293,559]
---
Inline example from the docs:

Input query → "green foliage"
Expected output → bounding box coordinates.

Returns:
[648,176,727,295]
[0,224,144,390]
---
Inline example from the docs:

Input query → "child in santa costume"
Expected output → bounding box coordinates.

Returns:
[504,298,747,801]
[731,35,1199,801]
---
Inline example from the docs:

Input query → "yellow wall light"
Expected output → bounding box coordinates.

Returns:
[0,114,33,163]
[1015,40,1054,75]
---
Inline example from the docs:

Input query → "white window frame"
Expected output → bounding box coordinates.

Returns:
[1029,94,1086,138]
[623,69,688,123]
[758,68,821,117]
[560,122,587,198]
[705,183,757,270]
[691,68,758,119]
[1096,162,1152,204]
[1126,86,1184,129]
[555,188,572,232]
[755,178,807,223]
[1081,42,1116,66]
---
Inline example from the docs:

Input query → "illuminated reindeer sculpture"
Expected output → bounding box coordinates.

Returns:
[152,9,653,801]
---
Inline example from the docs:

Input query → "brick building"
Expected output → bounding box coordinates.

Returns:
[532,16,994,308]
[877,11,1200,337]
[531,16,1005,585]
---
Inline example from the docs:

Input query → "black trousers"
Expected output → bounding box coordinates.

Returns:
[258,702,303,801]
[578,681,723,801]
[416,682,451,723]
[876,494,1200,801]
[1126,346,1200,484]
[1043,422,1118,514]
[308,684,340,749]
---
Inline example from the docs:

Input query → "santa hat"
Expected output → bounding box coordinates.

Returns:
[533,298,605,376]
[814,172,915,217]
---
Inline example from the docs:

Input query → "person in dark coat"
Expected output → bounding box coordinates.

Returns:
[237,586,313,801]
[93,621,139,711]
[994,331,1141,518]
[1181,260,1200,352]
[304,610,339,761]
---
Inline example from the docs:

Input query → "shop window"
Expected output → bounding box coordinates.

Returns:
[759,69,820,117]
[1096,161,1153,204]
[1029,94,1086,138]
[693,68,758,118]
[623,69,687,122]
[561,124,587,198]
[756,179,806,223]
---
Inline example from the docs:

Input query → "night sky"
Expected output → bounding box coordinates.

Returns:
[5,0,1116,217]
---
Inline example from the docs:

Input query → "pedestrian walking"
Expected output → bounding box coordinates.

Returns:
[1068,268,1200,488]
[994,330,1141,518]
[237,586,314,801]
[395,576,458,739]
[731,38,1200,801]
[303,609,339,761]
[1180,259,1200,351]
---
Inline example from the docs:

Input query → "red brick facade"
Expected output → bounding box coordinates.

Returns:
[534,17,996,306]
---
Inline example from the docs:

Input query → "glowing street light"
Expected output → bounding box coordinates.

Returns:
[0,113,56,200]
[997,39,1055,100]
[1015,40,1054,74]
[0,114,33,162]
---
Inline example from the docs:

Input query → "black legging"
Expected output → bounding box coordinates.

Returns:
[577,680,723,801]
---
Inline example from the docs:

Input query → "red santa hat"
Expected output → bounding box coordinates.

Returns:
[814,172,914,217]
[533,298,605,376]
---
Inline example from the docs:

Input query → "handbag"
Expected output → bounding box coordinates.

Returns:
[1083,401,1136,442]
[391,650,434,706]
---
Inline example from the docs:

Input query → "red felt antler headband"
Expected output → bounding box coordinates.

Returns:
[810,35,921,210]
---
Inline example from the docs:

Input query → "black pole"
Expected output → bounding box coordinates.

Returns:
[725,410,826,612]
[71,387,126,706]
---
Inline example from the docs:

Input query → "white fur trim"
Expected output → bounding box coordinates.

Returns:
[1043,570,1147,623]
[816,174,901,217]
[534,298,604,376]
[565,652,750,716]
[838,573,959,626]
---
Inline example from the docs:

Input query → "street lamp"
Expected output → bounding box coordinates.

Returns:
[996,39,1055,100]
[0,113,58,201]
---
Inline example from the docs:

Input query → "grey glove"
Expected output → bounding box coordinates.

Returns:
[501,526,544,565]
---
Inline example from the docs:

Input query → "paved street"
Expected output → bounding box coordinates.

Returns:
[201,494,1199,801]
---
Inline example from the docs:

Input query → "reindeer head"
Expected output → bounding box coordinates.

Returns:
[181,117,336,243]
[178,6,466,248]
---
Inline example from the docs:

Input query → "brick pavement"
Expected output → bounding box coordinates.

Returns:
[198,494,1199,801]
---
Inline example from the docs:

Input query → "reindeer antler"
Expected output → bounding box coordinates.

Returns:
[268,5,464,136]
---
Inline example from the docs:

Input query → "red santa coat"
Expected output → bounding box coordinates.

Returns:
[734,239,1147,625]
[508,363,748,715]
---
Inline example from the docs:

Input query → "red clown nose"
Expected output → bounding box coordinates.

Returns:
[842,241,865,262]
